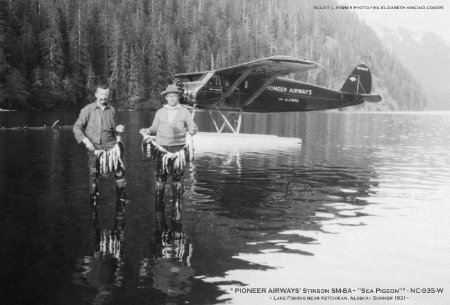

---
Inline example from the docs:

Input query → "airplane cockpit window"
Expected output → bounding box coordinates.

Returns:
[221,77,231,89]
[199,72,215,82]
[175,73,205,82]
[207,75,221,87]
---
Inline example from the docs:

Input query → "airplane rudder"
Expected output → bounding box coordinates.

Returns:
[340,64,372,94]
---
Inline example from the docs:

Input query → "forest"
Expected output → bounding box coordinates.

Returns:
[0,0,427,111]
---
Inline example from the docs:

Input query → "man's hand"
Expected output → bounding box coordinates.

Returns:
[189,125,198,135]
[116,124,125,133]
[139,128,149,136]
[82,138,95,151]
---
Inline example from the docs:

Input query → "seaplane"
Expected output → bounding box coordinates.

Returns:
[142,55,382,158]
[173,55,382,134]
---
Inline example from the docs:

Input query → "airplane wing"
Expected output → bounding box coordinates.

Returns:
[215,55,321,78]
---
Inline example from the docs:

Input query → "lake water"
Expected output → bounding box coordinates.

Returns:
[0,111,449,305]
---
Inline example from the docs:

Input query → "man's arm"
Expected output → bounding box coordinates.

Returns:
[147,111,160,135]
[185,110,198,135]
[111,107,125,133]
[73,107,89,144]
[73,106,95,151]
[139,111,160,137]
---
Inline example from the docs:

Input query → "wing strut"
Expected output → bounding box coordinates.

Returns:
[208,109,243,134]
[241,75,277,108]
[223,68,253,98]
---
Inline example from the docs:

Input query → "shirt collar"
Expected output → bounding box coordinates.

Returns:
[95,102,111,109]
[164,104,181,110]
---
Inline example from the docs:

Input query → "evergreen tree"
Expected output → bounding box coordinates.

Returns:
[127,46,145,109]
[84,64,97,104]
[68,1,89,76]
[107,16,122,103]
[39,3,64,108]
[0,0,429,110]
[0,3,8,107]
[29,66,44,109]
[18,12,38,75]
[5,67,30,109]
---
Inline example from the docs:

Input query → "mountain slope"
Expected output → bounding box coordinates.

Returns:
[373,26,450,110]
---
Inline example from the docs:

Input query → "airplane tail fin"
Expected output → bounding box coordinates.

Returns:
[340,64,372,94]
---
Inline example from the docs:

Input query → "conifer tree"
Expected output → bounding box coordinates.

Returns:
[39,4,64,107]
[68,1,89,76]
[0,0,429,110]
[0,3,8,107]
[127,46,145,109]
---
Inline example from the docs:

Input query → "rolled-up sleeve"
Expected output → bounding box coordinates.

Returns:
[185,111,197,135]
[73,107,89,144]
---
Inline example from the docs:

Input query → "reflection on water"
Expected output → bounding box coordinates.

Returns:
[138,220,194,299]
[1,111,450,304]
[73,203,126,304]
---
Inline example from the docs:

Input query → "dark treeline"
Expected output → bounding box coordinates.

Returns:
[0,0,426,111]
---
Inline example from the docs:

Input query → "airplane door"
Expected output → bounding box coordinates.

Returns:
[220,76,241,107]
[197,74,223,106]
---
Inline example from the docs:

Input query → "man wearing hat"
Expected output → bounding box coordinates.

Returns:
[140,84,197,223]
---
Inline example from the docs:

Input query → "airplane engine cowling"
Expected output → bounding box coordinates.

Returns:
[178,81,204,106]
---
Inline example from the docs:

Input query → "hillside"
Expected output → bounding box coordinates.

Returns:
[372,26,450,110]
[0,0,427,111]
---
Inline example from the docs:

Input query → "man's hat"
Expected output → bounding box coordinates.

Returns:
[161,84,182,96]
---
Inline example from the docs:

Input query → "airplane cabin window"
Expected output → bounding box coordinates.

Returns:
[207,75,221,87]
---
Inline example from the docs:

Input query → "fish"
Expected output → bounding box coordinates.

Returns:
[140,135,192,174]
[96,139,124,176]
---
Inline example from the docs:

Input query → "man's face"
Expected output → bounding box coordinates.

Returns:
[95,88,110,105]
[165,93,179,106]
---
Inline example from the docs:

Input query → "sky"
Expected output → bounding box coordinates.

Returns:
[334,0,450,45]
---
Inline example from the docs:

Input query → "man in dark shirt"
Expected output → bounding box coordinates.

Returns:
[73,84,126,214]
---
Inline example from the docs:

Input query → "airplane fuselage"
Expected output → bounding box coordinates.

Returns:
[177,73,361,112]
[172,56,381,133]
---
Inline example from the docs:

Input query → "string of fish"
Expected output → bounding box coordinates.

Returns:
[142,134,194,174]
[95,136,125,176]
